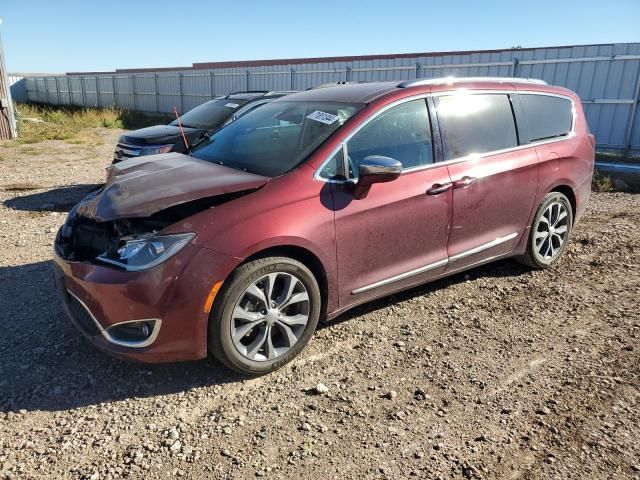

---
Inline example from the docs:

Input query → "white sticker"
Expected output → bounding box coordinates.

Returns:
[224,102,239,108]
[306,110,339,125]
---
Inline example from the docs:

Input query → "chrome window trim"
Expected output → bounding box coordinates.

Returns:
[314,90,577,183]
[66,289,162,348]
[351,232,519,294]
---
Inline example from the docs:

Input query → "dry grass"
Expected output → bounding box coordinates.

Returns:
[18,145,44,155]
[13,103,123,144]
[10,103,171,145]
[592,171,615,192]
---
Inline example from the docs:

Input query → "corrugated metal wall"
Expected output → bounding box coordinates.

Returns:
[0,34,16,140]
[8,74,27,102]
[16,42,640,153]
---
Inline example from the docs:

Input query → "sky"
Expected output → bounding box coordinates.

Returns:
[2,0,639,73]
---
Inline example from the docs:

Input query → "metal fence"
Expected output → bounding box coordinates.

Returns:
[8,74,27,102]
[14,42,640,153]
[0,34,16,140]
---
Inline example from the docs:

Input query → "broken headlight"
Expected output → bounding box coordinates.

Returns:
[97,232,195,271]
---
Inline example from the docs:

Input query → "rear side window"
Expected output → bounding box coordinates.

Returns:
[436,94,518,159]
[520,94,573,143]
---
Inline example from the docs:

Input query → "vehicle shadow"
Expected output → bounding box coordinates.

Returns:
[0,260,241,414]
[0,257,530,413]
[2,184,100,212]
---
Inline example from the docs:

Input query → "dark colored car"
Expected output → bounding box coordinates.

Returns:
[112,91,296,163]
[53,78,594,375]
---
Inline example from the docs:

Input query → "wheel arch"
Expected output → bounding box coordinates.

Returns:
[232,245,329,319]
[549,184,576,219]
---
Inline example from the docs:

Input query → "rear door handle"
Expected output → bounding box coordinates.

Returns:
[453,176,477,189]
[426,182,453,195]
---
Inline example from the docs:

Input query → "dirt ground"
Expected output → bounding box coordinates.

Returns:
[0,129,639,480]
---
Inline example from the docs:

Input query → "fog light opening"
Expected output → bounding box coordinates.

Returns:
[106,319,161,347]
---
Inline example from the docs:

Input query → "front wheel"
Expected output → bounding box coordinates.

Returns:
[209,256,321,375]
[518,192,573,269]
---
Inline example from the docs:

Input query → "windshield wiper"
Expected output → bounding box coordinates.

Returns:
[189,132,213,151]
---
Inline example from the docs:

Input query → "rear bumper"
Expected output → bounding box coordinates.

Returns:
[52,241,239,363]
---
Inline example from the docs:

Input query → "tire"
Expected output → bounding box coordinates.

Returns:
[518,192,573,269]
[209,256,321,375]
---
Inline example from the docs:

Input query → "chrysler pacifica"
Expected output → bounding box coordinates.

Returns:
[53,78,594,374]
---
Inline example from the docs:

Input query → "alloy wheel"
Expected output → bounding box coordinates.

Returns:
[231,272,310,362]
[534,201,569,260]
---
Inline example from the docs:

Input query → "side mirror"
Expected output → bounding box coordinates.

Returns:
[352,155,402,199]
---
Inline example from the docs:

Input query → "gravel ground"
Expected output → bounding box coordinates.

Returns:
[0,129,639,480]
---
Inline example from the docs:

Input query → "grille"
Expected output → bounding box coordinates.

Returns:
[66,293,101,337]
[114,143,141,163]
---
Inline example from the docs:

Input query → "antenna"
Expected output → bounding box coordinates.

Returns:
[173,106,189,150]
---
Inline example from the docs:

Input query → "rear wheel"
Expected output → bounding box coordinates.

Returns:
[518,192,573,269]
[209,256,321,375]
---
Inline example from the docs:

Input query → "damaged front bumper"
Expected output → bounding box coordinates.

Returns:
[52,227,239,363]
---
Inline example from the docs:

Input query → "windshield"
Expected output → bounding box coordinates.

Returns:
[190,101,363,177]
[170,99,249,130]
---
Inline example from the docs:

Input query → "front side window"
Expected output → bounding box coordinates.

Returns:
[190,101,363,177]
[346,99,433,175]
[436,93,518,159]
[520,94,573,143]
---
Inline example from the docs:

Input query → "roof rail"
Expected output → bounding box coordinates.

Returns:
[398,76,547,88]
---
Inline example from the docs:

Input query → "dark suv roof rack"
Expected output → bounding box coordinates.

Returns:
[307,81,357,90]
[265,90,298,96]
[226,90,269,96]
[223,90,297,99]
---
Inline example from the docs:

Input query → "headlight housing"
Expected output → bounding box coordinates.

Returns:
[139,144,174,156]
[97,233,195,271]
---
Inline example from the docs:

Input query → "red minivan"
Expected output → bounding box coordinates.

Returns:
[53,78,595,374]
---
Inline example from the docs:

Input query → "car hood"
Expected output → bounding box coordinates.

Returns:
[76,153,270,222]
[119,125,204,146]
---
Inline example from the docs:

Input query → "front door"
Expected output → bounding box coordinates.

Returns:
[328,99,453,307]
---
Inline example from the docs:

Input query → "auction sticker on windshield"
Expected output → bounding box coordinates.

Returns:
[307,110,339,125]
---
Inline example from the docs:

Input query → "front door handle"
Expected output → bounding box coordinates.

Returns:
[426,182,453,195]
[453,176,478,189]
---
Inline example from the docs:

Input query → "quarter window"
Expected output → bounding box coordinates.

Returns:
[346,99,433,174]
[318,148,345,180]
[520,94,573,143]
[436,94,518,159]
